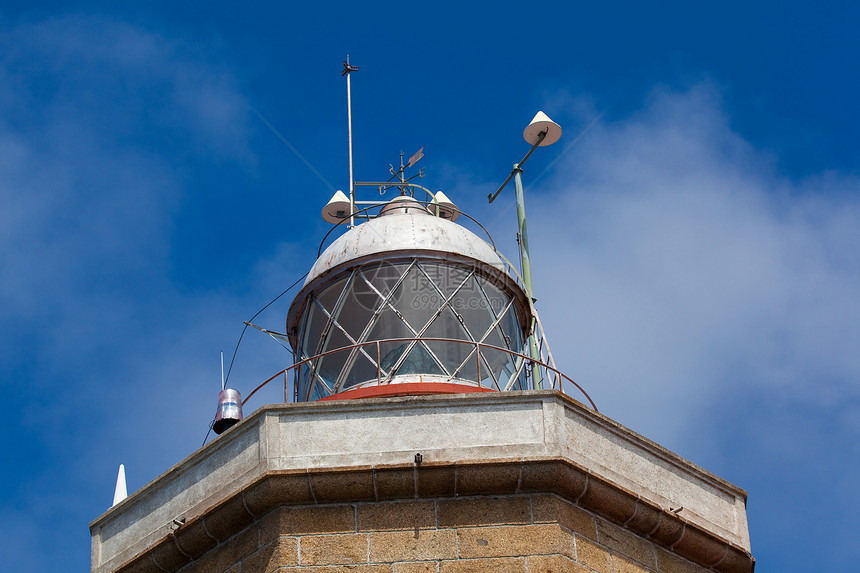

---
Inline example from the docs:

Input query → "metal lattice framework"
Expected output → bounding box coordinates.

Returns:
[293,258,529,401]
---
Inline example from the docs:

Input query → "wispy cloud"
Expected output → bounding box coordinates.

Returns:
[0,16,262,570]
[529,85,860,444]
[514,87,860,563]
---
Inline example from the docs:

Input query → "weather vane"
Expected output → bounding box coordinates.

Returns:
[384,147,424,194]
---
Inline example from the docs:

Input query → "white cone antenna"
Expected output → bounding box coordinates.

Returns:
[429,191,460,221]
[322,190,352,224]
[112,464,127,507]
[523,111,562,147]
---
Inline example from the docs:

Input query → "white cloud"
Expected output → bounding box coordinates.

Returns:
[0,16,251,321]
[0,17,259,570]
[525,85,860,449]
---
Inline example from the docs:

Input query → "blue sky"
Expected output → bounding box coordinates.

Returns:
[1,2,859,571]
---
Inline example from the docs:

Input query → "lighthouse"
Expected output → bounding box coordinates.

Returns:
[89,69,754,573]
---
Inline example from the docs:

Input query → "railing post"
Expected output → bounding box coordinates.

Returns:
[476,342,481,386]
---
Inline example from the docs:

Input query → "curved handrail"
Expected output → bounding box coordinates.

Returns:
[241,336,597,412]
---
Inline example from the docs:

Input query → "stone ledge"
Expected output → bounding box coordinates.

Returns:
[92,392,753,573]
[113,459,753,573]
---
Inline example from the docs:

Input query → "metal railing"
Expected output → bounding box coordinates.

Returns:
[241,336,597,411]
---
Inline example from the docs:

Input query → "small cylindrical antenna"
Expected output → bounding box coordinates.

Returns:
[343,56,359,227]
[220,351,225,391]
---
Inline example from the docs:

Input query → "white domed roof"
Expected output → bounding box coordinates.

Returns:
[305,207,504,286]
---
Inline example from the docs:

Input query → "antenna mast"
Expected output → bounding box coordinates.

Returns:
[342,56,359,227]
[488,111,562,388]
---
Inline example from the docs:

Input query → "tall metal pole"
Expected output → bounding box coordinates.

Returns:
[513,165,543,388]
[489,129,549,390]
[488,112,561,391]
[343,57,359,227]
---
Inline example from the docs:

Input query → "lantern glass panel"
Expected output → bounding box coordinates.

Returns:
[294,258,529,398]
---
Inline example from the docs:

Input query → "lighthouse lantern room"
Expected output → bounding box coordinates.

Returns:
[286,193,532,401]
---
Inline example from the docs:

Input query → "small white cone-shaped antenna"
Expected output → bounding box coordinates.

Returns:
[112,464,128,507]
[429,191,460,222]
[523,111,562,146]
[322,190,352,224]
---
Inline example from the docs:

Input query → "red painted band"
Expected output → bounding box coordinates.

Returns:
[317,382,496,401]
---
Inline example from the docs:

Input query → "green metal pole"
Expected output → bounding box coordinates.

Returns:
[513,165,543,389]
